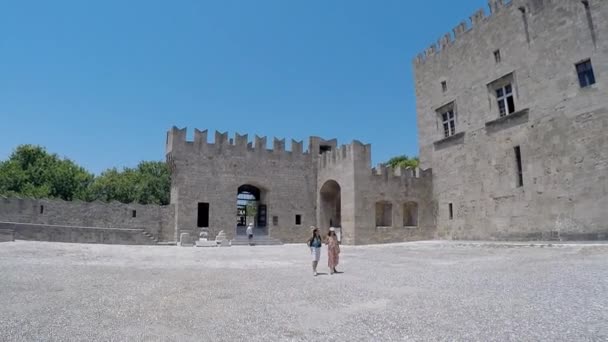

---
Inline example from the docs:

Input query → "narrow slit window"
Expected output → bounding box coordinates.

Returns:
[494,49,501,63]
[295,215,302,225]
[576,60,596,88]
[519,7,531,44]
[272,216,279,225]
[514,146,524,187]
[40,205,44,214]
[132,210,137,218]
[581,1,597,47]
[441,81,447,92]
[449,203,454,220]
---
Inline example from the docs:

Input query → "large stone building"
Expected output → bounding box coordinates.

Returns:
[165,129,433,245]
[1,0,606,245]
[414,0,607,240]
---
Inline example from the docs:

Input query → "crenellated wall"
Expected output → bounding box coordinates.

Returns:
[414,0,518,66]
[167,127,321,244]
[317,139,435,245]
[166,127,309,162]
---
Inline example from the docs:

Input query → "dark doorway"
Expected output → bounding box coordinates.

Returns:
[320,180,341,231]
[197,202,209,227]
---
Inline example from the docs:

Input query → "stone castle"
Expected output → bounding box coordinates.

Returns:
[1,0,606,244]
[415,0,607,240]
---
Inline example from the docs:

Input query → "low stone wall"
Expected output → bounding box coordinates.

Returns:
[0,197,175,242]
[356,225,436,245]
[0,222,156,245]
[0,228,14,242]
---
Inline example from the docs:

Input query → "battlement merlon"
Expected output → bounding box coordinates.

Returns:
[165,127,311,158]
[318,140,372,170]
[369,166,433,190]
[412,0,518,66]
[372,165,432,180]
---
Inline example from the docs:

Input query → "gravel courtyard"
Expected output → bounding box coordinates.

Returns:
[0,241,607,341]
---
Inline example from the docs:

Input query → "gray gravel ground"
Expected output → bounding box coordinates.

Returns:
[0,240,607,342]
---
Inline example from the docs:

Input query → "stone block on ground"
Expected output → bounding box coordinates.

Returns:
[179,232,193,247]
[0,229,14,242]
[195,239,216,247]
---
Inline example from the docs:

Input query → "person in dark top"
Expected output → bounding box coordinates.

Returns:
[307,226,323,276]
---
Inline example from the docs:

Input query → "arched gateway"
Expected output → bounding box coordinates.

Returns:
[236,184,268,236]
[319,180,341,231]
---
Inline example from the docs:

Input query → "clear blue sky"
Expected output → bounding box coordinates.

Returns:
[0,0,487,174]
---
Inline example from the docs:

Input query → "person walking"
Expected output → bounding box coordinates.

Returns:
[307,226,322,276]
[327,227,340,274]
[246,222,254,246]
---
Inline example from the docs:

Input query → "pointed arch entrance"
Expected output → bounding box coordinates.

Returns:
[319,180,341,232]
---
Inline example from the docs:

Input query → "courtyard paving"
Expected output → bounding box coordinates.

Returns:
[0,240,607,341]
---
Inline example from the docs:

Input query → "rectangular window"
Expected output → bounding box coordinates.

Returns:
[197,202,209,228]
[449,203,453,220]
[441,81,447,92]
[40,205,44,214]
[576,60,596,88]
[514,146,523,187]
[132,210,137,218]
[494,49,501,63]
[496,84,515,117]
[295,215,302,225]
[272,216,279,226]
[441,110,456,138]
[375,201,393,227]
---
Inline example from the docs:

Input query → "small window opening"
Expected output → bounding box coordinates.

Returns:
[493,49,501,63]
[319,145,332,154]
[448,203,454,220]
[197,202,209,228]
[132,210,137,218]
[295,215,302,225]
[375,201,393,227]
[441,81,447,92]
[403,202,418,227]
[40,205,44,214]
[576,59,596,88]
[514,146,524,187]
[272,216,279,225]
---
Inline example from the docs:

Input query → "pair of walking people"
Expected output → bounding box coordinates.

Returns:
[307,226,340,276]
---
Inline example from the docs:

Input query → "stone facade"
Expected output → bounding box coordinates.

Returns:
[0,197,175,242]
[414,0,608,240]
[165,128,433,245]
[316,140,434,245]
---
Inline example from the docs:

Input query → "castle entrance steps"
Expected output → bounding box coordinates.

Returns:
[230,234,283,246]
[235,225,268,236]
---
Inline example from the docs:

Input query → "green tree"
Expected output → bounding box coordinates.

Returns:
[89,161,170,205]
[0,145,94,200]
[386,155,420,169]
[0,144,171,205]
[245,201,258,226]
